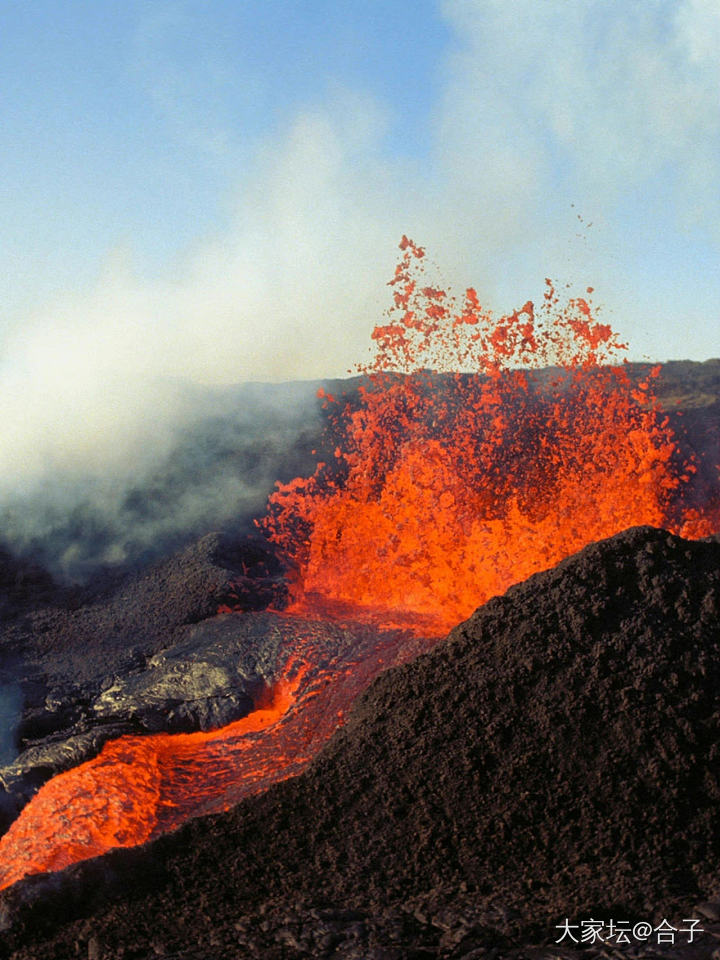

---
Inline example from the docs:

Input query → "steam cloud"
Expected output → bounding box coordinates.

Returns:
[1,0,719,578]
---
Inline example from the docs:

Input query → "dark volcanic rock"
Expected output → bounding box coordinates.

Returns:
[88,613,279,733]
[0,532,287,829]
[3,526,720,959]
[0,614,290,825]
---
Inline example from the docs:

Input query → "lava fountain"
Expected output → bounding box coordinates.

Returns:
[262,237,712,631]
[0,237,717,892]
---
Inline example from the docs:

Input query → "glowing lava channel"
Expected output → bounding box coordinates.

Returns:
[0,615,432,891]
[0,655,305,890]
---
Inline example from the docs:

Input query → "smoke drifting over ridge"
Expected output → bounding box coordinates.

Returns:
[0,378,331,580]
[2,1,720,577]
[0,95,406,577]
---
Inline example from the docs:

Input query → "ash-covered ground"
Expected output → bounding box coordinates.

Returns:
[0,361,719,959]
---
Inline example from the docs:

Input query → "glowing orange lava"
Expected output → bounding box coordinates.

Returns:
[263,238,716,631]
[0,655,305,891]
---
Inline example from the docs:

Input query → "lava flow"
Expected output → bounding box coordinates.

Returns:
[1,238,718,892]
[0,614,432,891]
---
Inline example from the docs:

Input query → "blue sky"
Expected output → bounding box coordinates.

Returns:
[1,0,720,485]
[1,0,448,312]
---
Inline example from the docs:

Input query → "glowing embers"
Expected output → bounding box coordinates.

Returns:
[0,614,432,891]
[262,238,708,632]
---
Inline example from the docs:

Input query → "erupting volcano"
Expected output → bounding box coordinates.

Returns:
[0,239,718,906]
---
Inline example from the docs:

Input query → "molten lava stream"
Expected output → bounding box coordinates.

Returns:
[0,653,310,890]
[0,615,433,891]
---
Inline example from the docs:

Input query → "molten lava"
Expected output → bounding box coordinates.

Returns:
[1,237,718,893]
[262,237,715,630]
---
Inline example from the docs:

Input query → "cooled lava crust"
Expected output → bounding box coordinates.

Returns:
[0,531,288,829]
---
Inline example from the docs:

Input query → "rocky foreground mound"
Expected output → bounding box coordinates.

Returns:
[2,526,720,959]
